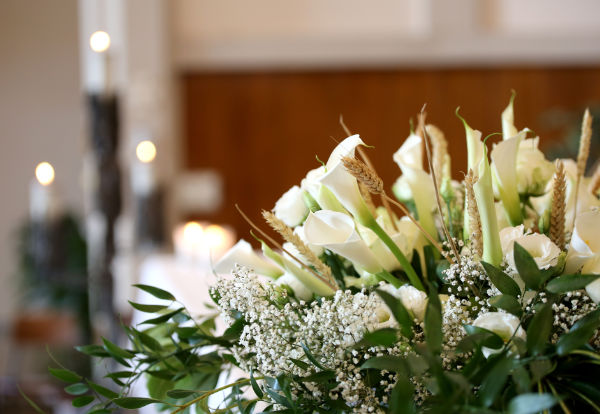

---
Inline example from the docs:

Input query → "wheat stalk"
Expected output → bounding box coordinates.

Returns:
[418,110,461,264]
[464,169,483,257]
[589,163,600,195]
[550,160,567,249]
[426,124,448,187]
[359,182,377,215]
[572,108,593,232]
[235,205,338,290]
[339,115,399,231]
[262,210,334,284]
[341,155,451,262]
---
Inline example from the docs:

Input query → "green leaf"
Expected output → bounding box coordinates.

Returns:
[136,330,162,352]
[513,243,542,290]
[250,370,263,399]
[141,308,184,325]
[556,309,600,356]
[360,356,407,374]
[71,395,94,408]
[265,389,293,408]
[49,368,81,383]
[64,383,88,395]
[526,303,552,355]
[489,294,523,316]
[75,344,110,357]
[376,288,414,339]
[133,284,176,301]
[300,343,327,371]
[128,301,169,313]
[18,386,46,414]
[478,356,513,407]
[112,397,160,409]
[458,326,504,353]
[482,261,521,297]
[360,328,398,347]
[424,288,442,354]
[289,358,310,370]
[546,274,600,293]
[102,337,134,360]
[87,381,119,399]
[389,376,416,414]
[166,389,197,399]
[298,370,336,383]
[508,393,557,414]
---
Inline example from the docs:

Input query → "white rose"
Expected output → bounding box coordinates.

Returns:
[583,258,600,303]
[473,311,526,357]
[499,225,525,257]
[515,138,554,195]
[506,233,561,270]
[379,283,428,321]
[273,185,309,227]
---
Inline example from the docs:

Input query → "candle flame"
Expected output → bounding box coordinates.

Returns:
[183,222,203,244]
[136,140,157,163]
[90,31,111,53]
[204,225,228,248]
[35,162,55,186]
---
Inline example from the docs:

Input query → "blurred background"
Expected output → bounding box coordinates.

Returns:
[1,0,600,412]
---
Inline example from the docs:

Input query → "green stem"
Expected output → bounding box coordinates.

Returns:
[365,217,424,291]
[374,270,401,289]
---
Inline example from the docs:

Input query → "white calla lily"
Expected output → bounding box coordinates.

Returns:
[393,134,438,239]
[369,218,419,272]
[304,210,382,274]
[301,166,346,212]
[502,93,518,140]
[214,239,284,278]
[491,132,524,225]
[565,209,600,302]
[463,119,502,266]
[515,138,554,196]
[261,241,336,297]
[276,272,313,301]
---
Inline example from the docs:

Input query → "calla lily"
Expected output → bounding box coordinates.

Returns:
[566,209,600,272]
[301,166,346,213]
[214,239,284,278]
[459,115,503,265]
[261,241,336,297]
[491,132,524,225]
[304,210,382,274]
[502,92,518,140]
[317,135,372,224]
[393,134,438,240]
[276,272,313,301]
[369,218,419,272]
[530,159,600,233]
[566,209,600,303]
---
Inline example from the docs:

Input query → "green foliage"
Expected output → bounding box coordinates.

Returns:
[31,264,600,414]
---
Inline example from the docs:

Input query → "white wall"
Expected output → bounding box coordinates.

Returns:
[0,0,83,324]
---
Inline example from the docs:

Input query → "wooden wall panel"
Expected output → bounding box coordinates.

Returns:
[181,67,600,236]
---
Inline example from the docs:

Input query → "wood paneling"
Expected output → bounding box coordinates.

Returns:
[181,67,600,236]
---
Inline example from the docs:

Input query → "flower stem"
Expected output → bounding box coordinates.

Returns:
[365,216,424,291]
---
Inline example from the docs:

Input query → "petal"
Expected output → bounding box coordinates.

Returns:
[214,239,283,278]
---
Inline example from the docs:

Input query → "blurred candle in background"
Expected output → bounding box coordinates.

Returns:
[89,30,112,94]
[173,221,235,264]
[30,162,61,222]
[131,139,157,197]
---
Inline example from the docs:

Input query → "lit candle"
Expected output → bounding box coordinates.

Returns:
[131,140,157,197]
[89,30,112,94]
[30,162,60,222]
[173,222,235,263]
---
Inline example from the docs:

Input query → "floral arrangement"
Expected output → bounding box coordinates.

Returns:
[41,96,600,414]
